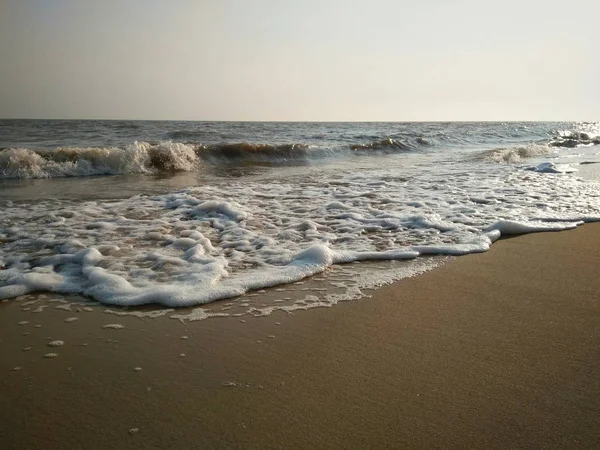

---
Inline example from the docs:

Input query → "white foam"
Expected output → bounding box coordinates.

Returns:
[192,200,248,222]
[484,144,556,163]
[486,220,579,234]
[102,324,125,329]
[104,308,173,318]
[1,159,600,309]
[54,304,72,311]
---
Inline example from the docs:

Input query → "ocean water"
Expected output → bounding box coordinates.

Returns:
[1,120,600,318]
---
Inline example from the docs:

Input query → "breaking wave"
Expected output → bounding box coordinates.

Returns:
[482,143,557,163]
[0,137,434,179]
[0,142,200,179]
[0,142,324,179]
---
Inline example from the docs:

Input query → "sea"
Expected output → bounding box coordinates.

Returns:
[1,120,600,320]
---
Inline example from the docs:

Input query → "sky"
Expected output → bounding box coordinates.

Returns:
[0,0,598,121]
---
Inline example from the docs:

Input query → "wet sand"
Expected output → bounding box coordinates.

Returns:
[1,224,599,449]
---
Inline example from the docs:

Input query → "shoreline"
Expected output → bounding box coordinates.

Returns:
[1,224,600,449]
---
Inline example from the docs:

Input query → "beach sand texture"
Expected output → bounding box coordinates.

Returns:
[1,224,599,449]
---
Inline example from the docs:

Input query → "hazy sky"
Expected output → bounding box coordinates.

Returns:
[1,1,598,121]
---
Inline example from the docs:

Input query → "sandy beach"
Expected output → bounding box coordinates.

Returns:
[1,224,599,449]
[3,2,600,449]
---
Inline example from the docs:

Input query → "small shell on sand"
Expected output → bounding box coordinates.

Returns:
[23,347,32,351]
[65,317,78,323]
[129,428,139,434]
[48,340,64,347]
[103,324,125,330]
[180,335,188,340]
[44,353,58,358]
[134,367,142,372]
[18,321,28,326]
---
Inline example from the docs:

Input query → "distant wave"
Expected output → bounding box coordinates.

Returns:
[549,130,600,148]
[480,127,600,164]
[350,136,432,152]
[350,138,411,151]
[165,130,217,140]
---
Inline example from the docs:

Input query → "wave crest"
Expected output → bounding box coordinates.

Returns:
[350,138,411,151]
[201,142,311,162]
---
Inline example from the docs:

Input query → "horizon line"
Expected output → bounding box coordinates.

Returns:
[0,118,593,123]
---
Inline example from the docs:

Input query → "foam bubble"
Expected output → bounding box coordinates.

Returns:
[102,324,125,329]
